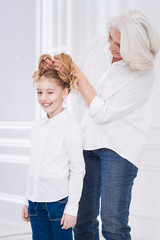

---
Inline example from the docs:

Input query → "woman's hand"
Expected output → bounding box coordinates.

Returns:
[22,205,30,222]
[42,58,54,71]
[61,213,77,229]
[42,55,69,75]
[53,55,69,74]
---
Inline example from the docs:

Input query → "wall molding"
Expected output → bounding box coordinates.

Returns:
[0,122,33,130]
[131,212,160,221]
[0,192,24,204]
[0,138,30,148]
[139,164,160,172]
[0,154,29,164]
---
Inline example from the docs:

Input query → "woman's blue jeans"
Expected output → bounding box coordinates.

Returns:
[28,197,72,240]
[74,148,138,240]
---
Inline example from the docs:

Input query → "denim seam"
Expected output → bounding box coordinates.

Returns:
[49,218,61,221]
[29,202,38,216]
[35,202,38,215]
[91,155,101,240]
[125,165,135,219]
[45,202,62,221]
[45,202,51,220]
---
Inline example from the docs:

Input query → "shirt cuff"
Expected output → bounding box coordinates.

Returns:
[89,95,104,116]
[64,202,78,216]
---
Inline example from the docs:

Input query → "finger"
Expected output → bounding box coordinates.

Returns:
[70,220,75,228]
[45,59,53,66]
[47,65,54,70]
[22,209,26,220]
[24,212,28,218]
[74,219,77,226]
[54,54,60,59]
[61,215,64,225]
[53,61,61,66]
[53,62,61,68]
[54,58,61,63]
[66,223,72,229]
[25,211,29,218]
[26,216,30,222]
[67,221,73,229]
[23,216,28,222]
[44,63,54,70]
[53,63,61,70]
[62,220,68,229]
[53,67,59,71]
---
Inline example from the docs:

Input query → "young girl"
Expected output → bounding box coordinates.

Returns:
[22,53,85,240]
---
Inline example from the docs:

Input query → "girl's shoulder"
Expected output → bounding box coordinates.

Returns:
[64,115,83,144]
[65,114,82,130]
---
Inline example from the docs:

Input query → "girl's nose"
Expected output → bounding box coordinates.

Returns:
[42,93,48,101]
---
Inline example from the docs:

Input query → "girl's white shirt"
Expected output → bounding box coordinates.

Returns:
[72,34,155,168]
[25,109,85,216]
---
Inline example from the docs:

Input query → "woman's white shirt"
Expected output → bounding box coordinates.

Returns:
[73,34,155,167]
[25,109,85,216]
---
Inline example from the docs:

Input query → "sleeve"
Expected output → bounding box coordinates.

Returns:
[88,72,154,124]
[63,122,85,216]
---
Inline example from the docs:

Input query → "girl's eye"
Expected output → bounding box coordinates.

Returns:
[37,92,42,95]
[48,92,54,94]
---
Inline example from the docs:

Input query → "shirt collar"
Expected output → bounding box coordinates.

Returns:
[103,43,128,67]
[40,108,68,128]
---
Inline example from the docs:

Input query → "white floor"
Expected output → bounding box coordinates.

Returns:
[0,219,32,240]
[0,218,105,240]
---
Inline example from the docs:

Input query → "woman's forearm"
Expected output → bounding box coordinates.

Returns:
[74,63,97,106]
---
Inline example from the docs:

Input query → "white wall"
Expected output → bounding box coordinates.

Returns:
[0,0,36,222]
[0,0,160,239]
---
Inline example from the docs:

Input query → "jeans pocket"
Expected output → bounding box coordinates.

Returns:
[28,200,38,216]
[48,198,68,221]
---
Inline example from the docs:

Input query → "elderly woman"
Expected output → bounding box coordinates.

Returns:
[43,9,159,240]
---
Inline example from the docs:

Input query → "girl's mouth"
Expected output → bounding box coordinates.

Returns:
[42,103,52,108]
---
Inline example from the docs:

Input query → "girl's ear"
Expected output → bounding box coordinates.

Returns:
[62,88,69,99]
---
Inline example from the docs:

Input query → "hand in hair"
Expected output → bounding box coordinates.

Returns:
[41,54,69,75]
[54,54,70,75]
[42,58,54,71]
[32,53,79,92]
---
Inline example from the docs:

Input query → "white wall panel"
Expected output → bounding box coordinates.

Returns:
[0,0,36,224]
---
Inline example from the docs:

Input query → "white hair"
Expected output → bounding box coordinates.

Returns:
[107,9,160,70]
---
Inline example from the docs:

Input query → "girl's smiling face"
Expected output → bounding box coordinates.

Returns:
[36,77,68,118]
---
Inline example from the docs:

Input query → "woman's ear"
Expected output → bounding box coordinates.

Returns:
[62,87,69,99]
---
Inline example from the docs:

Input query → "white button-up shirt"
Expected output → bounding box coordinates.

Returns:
[73,34,155,167]
[25,109,85,216]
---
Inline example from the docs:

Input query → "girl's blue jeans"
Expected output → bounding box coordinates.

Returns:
[74,148,138,240]
[28,197,72,240]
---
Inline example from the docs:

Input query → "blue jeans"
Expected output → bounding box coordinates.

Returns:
[28,197,72,240]
[74,148,138,240]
